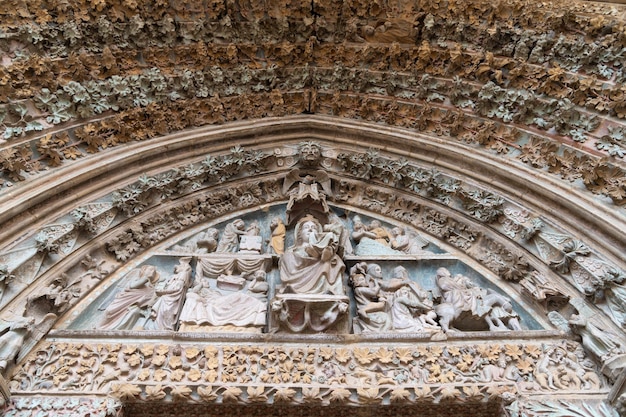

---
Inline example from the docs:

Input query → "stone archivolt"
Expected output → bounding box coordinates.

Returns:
[1,0,626,413]
[0,139,625,415]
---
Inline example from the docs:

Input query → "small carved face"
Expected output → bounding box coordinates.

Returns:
[300,220,319,241]
[554,349,565,361]
[436,267,451,278]
[352,274,366,287]
[367,264,383,279]
[298,142,322,166]
[398,286,411,297]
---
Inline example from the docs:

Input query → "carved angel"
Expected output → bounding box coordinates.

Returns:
[390,227,431,254]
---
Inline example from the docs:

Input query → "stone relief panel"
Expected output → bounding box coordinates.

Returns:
[2,142,622,338]
[67,202,540,336]
[8,339,608,406]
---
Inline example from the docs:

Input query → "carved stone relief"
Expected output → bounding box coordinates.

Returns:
[2,1,626,413]
[2,142,622,330]
[69,198,538,338]
[8,339,607,407]
[0,142,624,415]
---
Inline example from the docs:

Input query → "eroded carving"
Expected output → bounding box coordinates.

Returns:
[147,258,192,331]
[98,265,160,331]
[170,228,219,253]
[434,267,521,333]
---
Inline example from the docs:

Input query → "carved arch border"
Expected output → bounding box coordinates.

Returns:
[1,116,625,415]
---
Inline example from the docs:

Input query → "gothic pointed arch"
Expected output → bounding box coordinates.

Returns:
[1,0,626,415]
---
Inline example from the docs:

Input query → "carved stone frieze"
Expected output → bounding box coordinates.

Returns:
[0,140,624,416]
[9,339,608,406]
[505,398,620,417]
[1,396,122,417]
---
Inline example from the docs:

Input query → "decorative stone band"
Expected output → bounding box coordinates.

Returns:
[1,396,122,417]
[9,340,609,406]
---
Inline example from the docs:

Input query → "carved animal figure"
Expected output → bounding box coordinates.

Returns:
[433,267,516,332]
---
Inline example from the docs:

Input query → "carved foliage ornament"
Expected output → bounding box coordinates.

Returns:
[1,0,626,203]
[10,340,605,405]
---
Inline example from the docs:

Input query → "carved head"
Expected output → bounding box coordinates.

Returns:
[139,265,160,283]
[436,267,451,279]
[366,263,383,279]
[270,217,284,228]
[297,141,323,166]
[175,257,192,273]
[369,220,382,229]
[351,273,367,287]
[391,227,404,237]
[295,216,322,245]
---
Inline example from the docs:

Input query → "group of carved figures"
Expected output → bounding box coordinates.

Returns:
[98,256,269,332]
[350,263,522,334]
[1,213,625,379]
[94,214,524,336]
